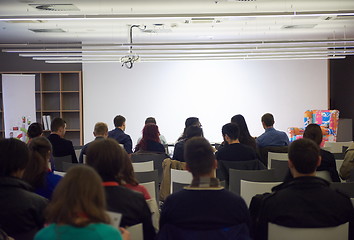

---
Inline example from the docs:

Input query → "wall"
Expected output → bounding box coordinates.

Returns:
[83,59,328,145]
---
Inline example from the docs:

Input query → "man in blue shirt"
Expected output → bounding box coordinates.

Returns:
[256,113,289,148]
[108,115,133,154]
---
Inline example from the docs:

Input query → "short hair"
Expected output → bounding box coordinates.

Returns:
[145,117,156,125]
[0,138,29,177]
[288,138,320,174]
[113,115,126,128]
[86,138,125,180]
[185,117,200,128]
[45,165,109,227]
[184,137,215,177]
[50,117,66,132]
[303,123,323,146]
[222,123,239,140]
[261,113,274,127]
[94,122,108,136]
[27,122,43,139]
[185,126,203,139]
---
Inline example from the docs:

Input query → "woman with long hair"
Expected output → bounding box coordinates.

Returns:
[173,126,203,162]
[231,114,257,150]
[177,117,201,142]
[23,136,62,199]
[34,165,129,240]
[135,123,165,153]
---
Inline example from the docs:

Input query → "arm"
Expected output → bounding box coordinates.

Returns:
[124,136,133,154]
[70,142,78,163]
[340,149,354,180]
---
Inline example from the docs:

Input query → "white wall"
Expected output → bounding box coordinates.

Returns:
[83,59,328,145]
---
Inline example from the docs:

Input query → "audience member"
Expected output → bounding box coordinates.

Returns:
[27,122,43,143]
[159,137,251,239]
[86,138,155,240]
[137,117,167,145]
[0,138,47,240]
[216,123,257,161]
[340,141,354,181]
[47,117,78,163]
[173,126,203,162]
[177,117,201,141]
[23,137,62,199]
[79,122,108,163]
[135,123,165,153]
[249,138,354,240]
[108,115,133,154]
[256,113,289,148]
[34,165,129,240]
[231,114,257,150]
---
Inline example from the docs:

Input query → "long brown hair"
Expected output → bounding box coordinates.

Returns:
[119,152,139,186]
[23,137,51,188]
[45,165,110,227]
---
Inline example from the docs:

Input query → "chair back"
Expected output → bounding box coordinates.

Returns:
[140,181,157,200]
[268,222,349,240]
[126,223,143,240]
[53,171,66,177]
[268,152,288,168]
[62,162,75,172]
[170,169,193,193]
[350,169,354,182]
[131,152,167,183]
[132,161,154,172]
[269,159,289,180]
[75,149,81,161]
[53,155,72,172]
[333,152,346,160]
[259,146,288,167]
[135,170,159,200]
[229,168,281,195]
[324,141,353,153]
[336,159,344,174]
[316,170,332,182]
[240,180,281,207]
[330,182,354,198]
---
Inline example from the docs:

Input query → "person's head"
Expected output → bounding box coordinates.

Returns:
[113,115,126,130]
[119,151,139,186]
[23,137,52,188]
[145,117,156,125]
[137,123,161,151]
[185,117,201,128]
[288,138,321,176]
[27,122,43,139]
[185,126,203,139]
[231,114,252,138]
[50,117,66,138]
[222,123,240,143]
[303,123,323,146]
[261,113,275,128]
[0,138,29,178]
[184,137,216,178]
[86,138,125,181]
[93,122,108,138]
[45,165,109,227]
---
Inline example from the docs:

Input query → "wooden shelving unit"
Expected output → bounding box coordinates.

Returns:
[0,71,83,145]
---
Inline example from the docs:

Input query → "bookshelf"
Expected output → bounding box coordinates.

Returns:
[0,71,83,145]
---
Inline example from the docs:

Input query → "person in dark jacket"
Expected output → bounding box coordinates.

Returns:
[108,115,133,154]
[173,126,203,162]
[135,123,165,153]
[0,138,47,240]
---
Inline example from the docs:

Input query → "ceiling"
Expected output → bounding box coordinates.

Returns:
[1,0,354,63]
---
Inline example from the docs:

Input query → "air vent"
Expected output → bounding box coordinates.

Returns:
[29,28,66,33]
[6,20,47,23]
[282,24,317,29]
[29,4,79,11]
[324,15,354,20]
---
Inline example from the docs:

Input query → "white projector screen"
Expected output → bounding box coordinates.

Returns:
[83,59,328,145]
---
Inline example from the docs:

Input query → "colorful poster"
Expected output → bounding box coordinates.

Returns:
[2,74,36,142]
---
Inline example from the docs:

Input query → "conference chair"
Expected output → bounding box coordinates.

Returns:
[131,152,167,183]
[132,161,154,172]
[62,161,75,172]
[267,152,288,168]
[53,155,72,172]
[259,146,288,167]
[268,222,349,240]
[269,159,289,180]
[324,141,353,153]
[315,170,332,182]
[126,223,143,240]
[330,182,354,198]
[333,152,346,160]
[135,169,159,200]
[218,159,266,188]
[229,168,281,195]
[350,169,354,182]
[170,169,193,193]
[240,180,281,207]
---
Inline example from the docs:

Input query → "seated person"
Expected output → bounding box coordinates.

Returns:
[47,117,78,163]
[173,126,203,162]
[27,122,43,143]
[159,137,251,239]
[216,123,257,161]
[23,137,62,199]
[340,141,354,181]
[135,123,165,153]
[137,117,167,145]
[249,138,354,240]
[108,115,133,154]
[231,114,257,151]
[86,138,155,240]
[177,117,202,142]
[0,138,47,240]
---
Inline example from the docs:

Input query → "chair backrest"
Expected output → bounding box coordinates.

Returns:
[172,182,189,193]
[351,198,354,207]
[53,155,72,172]
[62,162,75,172]
[333,152,346,160]
[75,149,81,161]
[132,161,154,172]
[140,181,157,200]
[53,171,66,177]
[336,159,344,174]
[126,223,143,240]
[170,169,193,193]
[350,169,354,182]
[268,152,288,169]
[268,222,349,240]
[240,180,281,207]
[135,170,159,200]
[316,170,332,182]
[330,182,354,198]
[131,152,167,183]
[324,141,353,153]
[269,159,289,180]
[259,146,288,167]
[229,168,281,195]
[83,154,87,164]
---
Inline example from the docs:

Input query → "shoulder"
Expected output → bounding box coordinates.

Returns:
[35,224,56,239]
[106,185,146,201]
[89,223,122,240]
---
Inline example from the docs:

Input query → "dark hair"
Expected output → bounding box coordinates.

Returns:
[23,137,52,189]
[222,123,239,140]
[0,138,29,177]
[303,123,323,146]
[119,152,139,186]
[178,117,201,141]
[288,138,320,174]
[27,123,43,139]
[136,123,160,151]
[261,113,274,127]
[230,114,256,148]
[50,117,66,132]
[113,115,126,128]
[86,138,124,180]
[45,165,109,227]
[184,137,215,177]
[145,117,156,125]
[94,122,108,136]
[185,126,203,139]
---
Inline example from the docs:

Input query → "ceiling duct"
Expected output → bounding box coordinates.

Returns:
[29,28,66,33]
[282,24,317,29]
[29,4,80,11]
